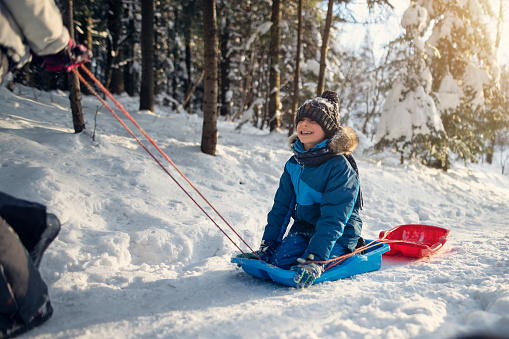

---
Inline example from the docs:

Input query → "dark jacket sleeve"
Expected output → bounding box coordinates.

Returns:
[305,156,360,260]
[0,191,47,252]
[261,161,296,249]
[0,214,49,324]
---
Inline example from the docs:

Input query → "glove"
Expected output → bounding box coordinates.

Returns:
[32,39,92,72]
[236,240,275,262]
[292,255,324,289]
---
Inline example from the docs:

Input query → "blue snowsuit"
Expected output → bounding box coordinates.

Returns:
[262,127,362,269]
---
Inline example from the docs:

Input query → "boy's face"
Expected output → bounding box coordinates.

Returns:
[296,117,326,151]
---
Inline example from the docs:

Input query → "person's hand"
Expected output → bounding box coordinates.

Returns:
[292,257,324,288]
[235,241,274,262]
[32,39,92,72]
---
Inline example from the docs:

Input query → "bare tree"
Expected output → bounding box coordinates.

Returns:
[268,0,281,131]
[201,0,218,155]
[317,0,334,95]
[140,0,154,112]
[289,0,303,136]
[62,0,86,133]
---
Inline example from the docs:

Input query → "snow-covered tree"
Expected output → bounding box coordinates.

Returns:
[375,4,446,166]
[376,0,501,170]
[485,64,509,169]
[419,0,500,169]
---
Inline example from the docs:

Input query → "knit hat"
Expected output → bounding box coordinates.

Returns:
[295,90,340,138]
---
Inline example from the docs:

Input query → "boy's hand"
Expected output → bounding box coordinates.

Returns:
[235,252,258,259]
[292,257,324,288]
[235,241,274,262]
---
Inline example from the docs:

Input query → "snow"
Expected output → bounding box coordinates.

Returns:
[401,4,428,34]
[246,22,272,50]
[1,85,508,339]
[375,80,443,143]
[462,62,491,107]
[303,59,321,77]
[437,74,463,111]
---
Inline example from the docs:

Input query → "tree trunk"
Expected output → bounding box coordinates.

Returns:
[495,0,503,51]
[107,0,124,95]
[125,5,137,97]
[78,12,93,95]
[268,0,281,132]
[201,0,218,156]
[219,15,231,117]
[317,0,334,95]
[183,3,193,112]
[171,7,180,110]
[62,0,86,133]
[140,0,154,112]
[289,0,303,136]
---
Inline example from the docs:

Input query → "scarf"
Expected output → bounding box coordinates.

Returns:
[292,139,336,167]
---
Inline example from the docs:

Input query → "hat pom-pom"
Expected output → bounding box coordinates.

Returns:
[320,90,339,104]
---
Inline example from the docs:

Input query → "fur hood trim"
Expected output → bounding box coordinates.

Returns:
[288,126,359,155]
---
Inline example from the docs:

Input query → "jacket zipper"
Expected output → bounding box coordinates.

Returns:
[295,165,304,220]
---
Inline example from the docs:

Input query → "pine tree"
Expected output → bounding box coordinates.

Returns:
[418,0,499,168]
[375,3,446,166]
[376,0,500,170]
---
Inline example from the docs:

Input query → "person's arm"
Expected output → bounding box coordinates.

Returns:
[3,0,91,71]
[2,0,69,56]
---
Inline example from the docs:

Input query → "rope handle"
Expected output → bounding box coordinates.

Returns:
[71,66,263,262]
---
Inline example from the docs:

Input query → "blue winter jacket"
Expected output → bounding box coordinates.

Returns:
[262,126,362,261]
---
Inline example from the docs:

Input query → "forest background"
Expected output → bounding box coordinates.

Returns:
[5,0,509,172]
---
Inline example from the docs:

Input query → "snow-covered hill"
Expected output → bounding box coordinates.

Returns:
[1,86,508,338]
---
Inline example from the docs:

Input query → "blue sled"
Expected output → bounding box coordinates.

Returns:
[231,240,390,287]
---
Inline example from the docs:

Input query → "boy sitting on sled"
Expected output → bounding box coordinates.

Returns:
[241,90,363,288]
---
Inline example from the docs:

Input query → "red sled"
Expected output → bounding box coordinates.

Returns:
[378,224,451,258]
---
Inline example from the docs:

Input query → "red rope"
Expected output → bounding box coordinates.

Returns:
[72,66,262,262]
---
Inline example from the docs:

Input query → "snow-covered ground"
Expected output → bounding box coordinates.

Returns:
[0,85,508,339]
